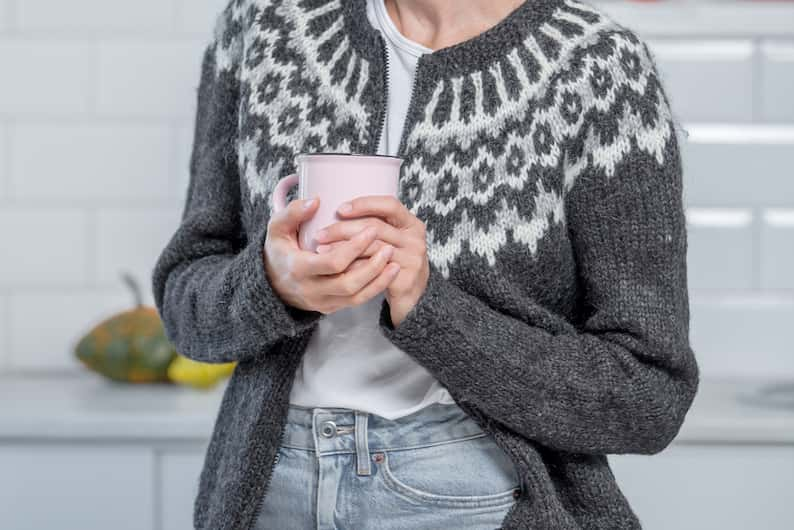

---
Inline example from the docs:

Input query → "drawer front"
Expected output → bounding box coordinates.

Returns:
[0,445,153,530]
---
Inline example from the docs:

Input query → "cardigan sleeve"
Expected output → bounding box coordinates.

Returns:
[151,3,323,364]
[378,31,700,456]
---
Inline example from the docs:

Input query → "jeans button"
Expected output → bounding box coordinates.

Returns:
[320,420,337,438]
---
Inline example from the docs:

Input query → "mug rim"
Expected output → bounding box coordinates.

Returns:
[295,151,403,161]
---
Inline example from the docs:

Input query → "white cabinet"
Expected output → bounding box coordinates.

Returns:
[160,449,206,530]
[610,445,794,530]
[0,446,155,530]
[0,444,209,530]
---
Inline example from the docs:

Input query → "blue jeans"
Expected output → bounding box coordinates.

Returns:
[253,401,521,529]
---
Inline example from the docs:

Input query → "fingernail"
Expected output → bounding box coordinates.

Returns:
[316,244,331,253]
[316,229,327,240]
[338,202,352,214]
[304,198,316,209]
[380,245,394,259]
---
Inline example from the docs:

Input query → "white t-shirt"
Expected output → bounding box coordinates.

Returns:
[288,0,456,420]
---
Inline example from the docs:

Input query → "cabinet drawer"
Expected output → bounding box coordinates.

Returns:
[160,449,206,530]
[0,445,153,530]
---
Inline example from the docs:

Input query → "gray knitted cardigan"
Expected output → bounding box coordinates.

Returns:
[152,0,700,528]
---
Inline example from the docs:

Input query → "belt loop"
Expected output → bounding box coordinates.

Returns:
[354,410,371,476]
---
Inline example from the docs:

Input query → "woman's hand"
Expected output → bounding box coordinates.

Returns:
[264,197,401,315]
[314,196,430,327]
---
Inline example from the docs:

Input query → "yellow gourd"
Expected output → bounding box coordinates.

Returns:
[167,354,236,390]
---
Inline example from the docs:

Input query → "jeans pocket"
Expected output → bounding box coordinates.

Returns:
[377,433,520,509]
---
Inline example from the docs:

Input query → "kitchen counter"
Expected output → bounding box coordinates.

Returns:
[1,372,793,444]
[593,0,794,37]
[0,372,224,441]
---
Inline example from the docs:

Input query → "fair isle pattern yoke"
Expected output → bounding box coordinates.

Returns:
[211,0,677,278]
[152,0,700,528]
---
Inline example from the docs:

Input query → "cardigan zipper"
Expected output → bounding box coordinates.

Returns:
[244,357,302,530]
[375,31,423,160]
[374,32,390,154]
[245,36,395,530]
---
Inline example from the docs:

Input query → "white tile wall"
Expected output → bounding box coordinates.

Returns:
[17,0,169,32]
[174,0,230,35]
[0,208,89,288]
[0,298,7,372]
[96,40,204,119]
[647,40,755,123]
[0,1,792,378]
[760,42,794,122]
[95,208,181,289]
[173,122,195,199]
[760,209,794,290]
[690,295,794,379]
[0,123,7,198]
[10,123,175,201]
[0,40,94,115]
[0,1,213,373]
[682,125,794,207]
[8,289,131,371]
[0,1,8,32]
[686,209,755,290]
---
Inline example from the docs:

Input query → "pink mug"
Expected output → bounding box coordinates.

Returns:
[271,153,403,252]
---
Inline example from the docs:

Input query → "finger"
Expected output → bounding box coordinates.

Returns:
[333,261,401,308]
[344,256,372,273]
[321,244,395,297]
[316,218,405,248]
[269,196,319,239]
[336,195,412,228]
[317,239,386,256]
[298,226,378,277]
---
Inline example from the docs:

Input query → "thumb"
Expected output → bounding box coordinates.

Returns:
[270,196,318,238]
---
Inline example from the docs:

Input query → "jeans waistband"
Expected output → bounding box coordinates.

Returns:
[282,401,486,455]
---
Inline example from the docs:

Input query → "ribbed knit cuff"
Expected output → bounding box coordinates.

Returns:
[241,222,325,339]
[378,266,448,344]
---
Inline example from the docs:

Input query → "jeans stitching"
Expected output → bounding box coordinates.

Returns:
[378,451,519,509]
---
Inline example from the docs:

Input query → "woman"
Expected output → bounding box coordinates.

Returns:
[152,0,700,528]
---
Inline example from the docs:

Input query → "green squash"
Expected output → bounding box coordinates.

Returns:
[75,272,176,383]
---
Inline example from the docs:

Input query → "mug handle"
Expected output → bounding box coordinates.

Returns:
[271,173,299,213]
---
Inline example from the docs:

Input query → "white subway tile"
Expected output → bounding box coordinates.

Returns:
[681,125,794,207]
[95,208,181,288]
[760,209,794,290]
[0,296,7,372]
[0,41,93,116]
[173,122,194,202]
[690,294,794,379]
[97,40,204,118]
[0,123,8,198]
[647,40,754,122]
[17,0,169,32]
[174,0,229,35]
[760,42,794,122]
[0,208,88,287]
[11,123,174,201]
[0,1,9,31]
[686,208,755,290]
[8,288,133,371]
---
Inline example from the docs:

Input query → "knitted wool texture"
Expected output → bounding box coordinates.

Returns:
[152,0,701,528]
